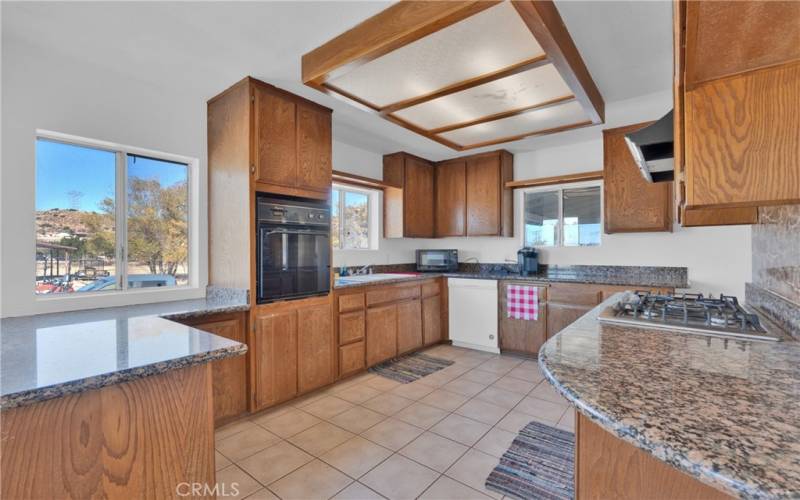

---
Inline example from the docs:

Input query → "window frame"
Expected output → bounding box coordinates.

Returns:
[521,180,603,248]
[331,183,379,251]
[34,129,202,303]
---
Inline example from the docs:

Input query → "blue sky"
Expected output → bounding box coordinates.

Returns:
[36,139,187,212]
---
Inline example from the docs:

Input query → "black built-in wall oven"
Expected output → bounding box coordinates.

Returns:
[256,194,330,303]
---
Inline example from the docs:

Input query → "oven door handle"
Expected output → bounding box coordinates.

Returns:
[264,229,330,237]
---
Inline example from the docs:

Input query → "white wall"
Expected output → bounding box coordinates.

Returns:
[1,37,208,317]
[331,92,752,297]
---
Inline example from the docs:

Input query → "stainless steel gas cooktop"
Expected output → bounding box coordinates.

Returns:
[598,291,780,342]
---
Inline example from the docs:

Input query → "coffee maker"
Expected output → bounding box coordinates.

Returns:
[517,247,539,276]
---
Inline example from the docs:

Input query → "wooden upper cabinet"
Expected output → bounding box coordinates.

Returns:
[465,151,513,237]
[251,79,332,197]
[297,103,332,192]
[404,157,435,238]
[383,152,434,238]
[254,85,296,187]
[435,159,467,237]
[297,302,334,394]
[675,1,800,212]
[603,123,672,233]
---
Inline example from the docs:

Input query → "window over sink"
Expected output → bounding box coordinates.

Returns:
[35,131,199,297]
[523,182,602,248]
[331,184,379,251]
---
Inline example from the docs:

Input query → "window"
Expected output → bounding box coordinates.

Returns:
[35,133,195,296]
[523,184,601,247]
[331,185,377,250]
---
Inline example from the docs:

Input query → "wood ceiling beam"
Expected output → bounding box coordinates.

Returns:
[380,55,550,114]
[428,94,575,134]
[512,0,605,123]
[455,119,594,150]
[302,1,501,85]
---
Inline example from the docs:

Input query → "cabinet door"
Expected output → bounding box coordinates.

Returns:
[366,304,398,366]
[466,154,501,236]
[339,341,365,378]
[297,302,334,394]
[254,85,297,187]
[397,299,423,354]
[194,317,247,425]
[435,159,466,237]
[253,310,298,409]
[498,283,547,354]
[546,303,592,338]
[404,157,435,237]
[297,103,332,192]
[422,294,442,346]
[603,123,672,233]
[339,310,365,344]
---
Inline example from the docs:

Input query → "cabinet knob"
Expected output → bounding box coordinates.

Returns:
[250,165,256,174]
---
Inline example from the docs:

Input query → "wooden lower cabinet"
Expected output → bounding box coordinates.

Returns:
[366,304,398,365]
[397,299,423,354]
[339,310,365,344]
[576,412,731,499]
[498,282,547,354]
[174,312,247,427]
[547,303,594,338]
[297,302,334,394]
[253,309,298,410]
[422,294,442,345]
[339,341,365,378]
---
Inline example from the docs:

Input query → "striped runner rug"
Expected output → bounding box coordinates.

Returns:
[368,352,454,384]
[486,420,575,500]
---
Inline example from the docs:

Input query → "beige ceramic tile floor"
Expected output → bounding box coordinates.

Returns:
[215,345,573,500]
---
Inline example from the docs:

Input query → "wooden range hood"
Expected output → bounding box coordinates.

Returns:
[302,0,605,151]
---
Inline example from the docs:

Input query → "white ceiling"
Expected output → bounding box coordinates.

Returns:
[2,1,672,161]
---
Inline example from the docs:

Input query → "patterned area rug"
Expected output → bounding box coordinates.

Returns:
[368,352,454,384]
[485,420,575,500]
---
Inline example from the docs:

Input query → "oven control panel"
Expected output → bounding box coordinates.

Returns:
[258,200,329,226]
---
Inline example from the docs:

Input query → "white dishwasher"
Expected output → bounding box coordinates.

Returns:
[448,278,499,353]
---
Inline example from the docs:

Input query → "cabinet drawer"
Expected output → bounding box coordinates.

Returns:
[339,341,365,378]
[339,310,365,344]
[366,284,421,306]
[338,293,365,312]
[421,280,440,297]
[549,283,603,306]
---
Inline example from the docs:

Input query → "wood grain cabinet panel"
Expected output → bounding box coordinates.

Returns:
[339,341,365,378]
[547,303,594,338]
[421,280,440,298]
[297,103,332,192]
[339,310,365,344]
[254,85,297,187]
[397,299,423,354]
[404,157,435,237]
[498,282,547,355]
[253,310,298,409]
[339,293,365,313]
[435,159,467,237]
[366,304,398,366]
[603,123,672,233]
[366,283,421,307]
[422,294,442,346]
[297,302,334,394]
[465,151,513,236]
[188,316,247,426]
[685,63,800,208]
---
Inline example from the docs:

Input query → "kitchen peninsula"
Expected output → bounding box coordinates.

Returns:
[539,294,800,499]
[0,294,248,499]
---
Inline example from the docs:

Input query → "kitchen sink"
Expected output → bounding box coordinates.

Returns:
[335,273,418,285]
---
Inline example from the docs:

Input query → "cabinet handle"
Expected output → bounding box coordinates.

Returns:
[250,165,256,174]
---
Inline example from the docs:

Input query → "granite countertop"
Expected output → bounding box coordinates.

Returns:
[334,265,689,290]
[0,287,250,410]
[539,294,800,498]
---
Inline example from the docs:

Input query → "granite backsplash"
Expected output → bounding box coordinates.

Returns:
[747,204,800,338]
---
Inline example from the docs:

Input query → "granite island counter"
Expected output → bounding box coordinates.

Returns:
[0,291,248,498]
[539,294,800,499]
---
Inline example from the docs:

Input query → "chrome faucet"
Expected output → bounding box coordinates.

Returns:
[355,265,372,275]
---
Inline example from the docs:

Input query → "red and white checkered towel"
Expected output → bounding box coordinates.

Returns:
[507,284,539,320]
